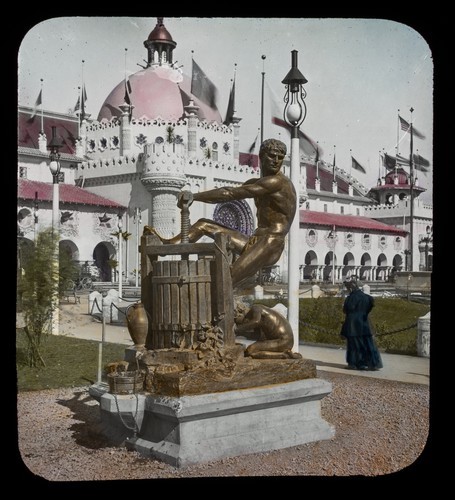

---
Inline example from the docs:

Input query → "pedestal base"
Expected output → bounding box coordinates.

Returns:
[90,378,335,468]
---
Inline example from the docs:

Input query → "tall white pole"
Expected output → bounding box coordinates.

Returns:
[51,179,60,335]
[287,129,300,352]
[118,215,123,299]
[48,125,63,336]
[282,49,308,353]
[135,207,141,288]
[135,211,139,288]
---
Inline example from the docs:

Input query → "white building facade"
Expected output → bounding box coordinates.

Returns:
[17,18,432,286]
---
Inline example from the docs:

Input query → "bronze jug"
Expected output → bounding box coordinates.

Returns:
[126,302,148,348]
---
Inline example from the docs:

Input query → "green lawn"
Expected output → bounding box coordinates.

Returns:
[16,330,126,392]
[255,297,430,355]
[16,296,430,392]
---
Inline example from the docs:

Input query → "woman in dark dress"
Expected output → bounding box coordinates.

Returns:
[340,276,383,371]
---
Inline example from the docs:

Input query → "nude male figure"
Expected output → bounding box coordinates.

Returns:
[144,138,296,287]
[234,303,301,359]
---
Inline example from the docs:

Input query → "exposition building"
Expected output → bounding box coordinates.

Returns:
[17,18,433,287]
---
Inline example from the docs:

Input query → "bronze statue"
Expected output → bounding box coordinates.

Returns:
[234,303,301,359]
[144,139,296,287]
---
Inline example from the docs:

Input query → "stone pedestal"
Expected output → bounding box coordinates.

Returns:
[417,311,430,357]
[91,378,334,468]
[102,293,118,322]
[254,284,264,299]
[88,290,103,315]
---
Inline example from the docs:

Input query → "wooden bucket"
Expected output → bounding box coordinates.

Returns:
[108,371,144,395]
[150,259,214,349]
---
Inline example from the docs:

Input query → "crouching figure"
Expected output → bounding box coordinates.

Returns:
[234,303,302,359]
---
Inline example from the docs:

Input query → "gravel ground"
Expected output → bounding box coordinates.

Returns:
[16,370,430,482]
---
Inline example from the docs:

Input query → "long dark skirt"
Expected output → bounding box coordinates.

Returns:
[345,336,383,370]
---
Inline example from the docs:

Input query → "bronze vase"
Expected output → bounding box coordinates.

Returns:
[126,302,148,348]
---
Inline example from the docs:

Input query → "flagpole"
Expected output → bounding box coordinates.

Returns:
[81,60,85,121]
[77,86,81,138]
[260,55,266,145]
[124,48,128,81]
[331,225,336,285]
[332,145,336,182]
[409,107,415,272]
[382,148,386,180]
[316,141,319,178]
[40,78,44,133]
[349,148,352,180]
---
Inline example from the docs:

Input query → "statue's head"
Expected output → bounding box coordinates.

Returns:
[259,138,287,157]
[259,139,287,175]
[233,301,249,324]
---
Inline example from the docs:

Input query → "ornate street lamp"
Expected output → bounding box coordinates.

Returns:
[328,226,337,285]
[133,207,142,287]
[118,211,123,298]
[48,126,63,229]
[33,191,39,239]
[282,50,308,352]
[423,225,433,271]
[47,125,63,335]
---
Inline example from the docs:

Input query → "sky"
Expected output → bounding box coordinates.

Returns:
[17,16,433,202]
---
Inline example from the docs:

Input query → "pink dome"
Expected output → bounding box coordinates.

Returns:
[97,67,222,123]
[385,168,409,185]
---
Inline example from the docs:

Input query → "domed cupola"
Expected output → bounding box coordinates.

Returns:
[97,17,223,123]
[384,168,409,186]
[144,17,177,67]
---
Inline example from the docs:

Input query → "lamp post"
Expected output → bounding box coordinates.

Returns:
[47,126,63,335]
[328,226,336,285]
[33,191,39,240]
[133,207,142,287]
[423,226,433,271]
[117,212,123,298]
[282,50,308,352]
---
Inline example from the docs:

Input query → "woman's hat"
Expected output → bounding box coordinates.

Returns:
[343,275,362,288]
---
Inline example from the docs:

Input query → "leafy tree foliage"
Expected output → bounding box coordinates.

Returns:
[18,228,78,367]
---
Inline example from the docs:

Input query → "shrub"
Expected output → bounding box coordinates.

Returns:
[18,228,80,367]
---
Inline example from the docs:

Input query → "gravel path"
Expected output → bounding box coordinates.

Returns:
[17,370,430,481]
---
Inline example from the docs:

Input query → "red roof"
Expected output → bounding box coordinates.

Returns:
[239,152,259,170]
[369,183,425,193]
[300,209,407,235]
[18,179,125,209]
[305,162,352,195]
[18,108,79,155]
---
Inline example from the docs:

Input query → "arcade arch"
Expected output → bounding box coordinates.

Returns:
[376,253,388,280]
[93,241,116,282]
[301,250,318,280]
[342,252,355,280]
[59,240,80,262]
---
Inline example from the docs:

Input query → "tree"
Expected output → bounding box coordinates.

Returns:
[18,228,78,368]
[59,245,80,295]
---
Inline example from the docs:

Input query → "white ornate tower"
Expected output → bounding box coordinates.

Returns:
[120,103,134,155]
[140,142,186,238]
[231,113,242,165]
[185,100,199,160]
